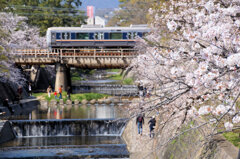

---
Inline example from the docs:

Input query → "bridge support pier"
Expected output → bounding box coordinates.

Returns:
[55,63,71,92]
[30,65,39,83]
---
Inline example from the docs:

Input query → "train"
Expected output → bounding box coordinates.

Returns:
[46,25,150,49]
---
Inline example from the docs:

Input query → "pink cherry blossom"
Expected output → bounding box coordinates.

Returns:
[131,0,240,132]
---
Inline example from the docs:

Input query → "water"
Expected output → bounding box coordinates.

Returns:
[0,136,124,148]
[8,103,128,120]
[0,69,132,158]
[0,103,130,158]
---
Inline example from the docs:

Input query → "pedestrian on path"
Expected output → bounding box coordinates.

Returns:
[47,85,52,98]
[28,82,32,96]
[136,114,144,135]
[54,91,58,99]
[148,116,156,138]
[59,85,63,99]
[3,98,14,115]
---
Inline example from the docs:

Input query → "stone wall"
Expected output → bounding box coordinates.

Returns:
[0,121,16,144]
[122,117,239,159]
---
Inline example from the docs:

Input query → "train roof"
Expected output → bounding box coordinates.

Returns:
[47,25,150,32]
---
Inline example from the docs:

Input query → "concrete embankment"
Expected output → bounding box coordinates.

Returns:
[123,116,239,159]
[0,98,39,117]
[0,98,40,144]
[0,121,15,144]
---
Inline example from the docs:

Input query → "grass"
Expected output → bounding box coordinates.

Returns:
[108,74,134,85]
[223,132,240,148]
[123,78,134,85]
[108,69,121,72]
[109,74,123,80]
[32,92,109,103]
[71,76,83,81]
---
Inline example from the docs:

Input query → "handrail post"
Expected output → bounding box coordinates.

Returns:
[60,49,62,62]
[94,49,96,60]
[74,49,76,60]
[121,49,123,58]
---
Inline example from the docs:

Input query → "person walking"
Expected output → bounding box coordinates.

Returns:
[3,98,14,115]
[28,82,32,96]
[47,85,52,98]
[54,91,58,99]
[136,114,144,135]
[148,116,156,138]
[59,85,63,99]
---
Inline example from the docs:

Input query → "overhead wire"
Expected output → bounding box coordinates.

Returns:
[7,5,82,12]
[3,5,86,17]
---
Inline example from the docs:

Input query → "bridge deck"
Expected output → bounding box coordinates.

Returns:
[13,48,138,68]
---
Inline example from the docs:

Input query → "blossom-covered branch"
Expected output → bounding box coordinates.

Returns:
[131,0,240,132]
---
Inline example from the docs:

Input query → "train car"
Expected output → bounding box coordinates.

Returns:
[46,25,150,49]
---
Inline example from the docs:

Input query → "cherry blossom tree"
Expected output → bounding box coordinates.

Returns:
[0,12,46,86]
[130,0,240,141]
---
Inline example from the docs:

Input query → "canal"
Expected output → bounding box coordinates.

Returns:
[0,69,133,158]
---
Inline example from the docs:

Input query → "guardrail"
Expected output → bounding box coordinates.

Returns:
[13,48,138,59]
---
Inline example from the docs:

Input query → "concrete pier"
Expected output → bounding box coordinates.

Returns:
[55,63,71,91]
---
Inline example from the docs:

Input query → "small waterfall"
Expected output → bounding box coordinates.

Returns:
[11,119,127,137]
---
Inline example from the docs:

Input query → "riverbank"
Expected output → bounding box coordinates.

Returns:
[33,92,109,103]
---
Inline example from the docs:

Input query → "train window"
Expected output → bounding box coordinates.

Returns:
[104,33,109,39]
[89,33,94,39]
[137,32,143,37]
[110,33,122,39]
[56,33,61,39]
[62,32,70,39]
[76,33,89,39]
[71,33,76,39]
[123,32,128,39]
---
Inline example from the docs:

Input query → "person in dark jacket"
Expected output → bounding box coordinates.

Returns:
[136,114,144,135]
[3,98,14,115]
[148,116,156,138]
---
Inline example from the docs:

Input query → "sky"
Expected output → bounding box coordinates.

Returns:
[80,0,119,9]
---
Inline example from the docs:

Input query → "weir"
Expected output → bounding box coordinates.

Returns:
[0,118,129,158]
[11,118,127,137]
[72,83,138,96]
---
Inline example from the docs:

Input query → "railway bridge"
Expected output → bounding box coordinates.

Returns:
[13,48,138,91]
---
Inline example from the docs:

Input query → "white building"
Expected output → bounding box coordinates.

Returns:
[87,16,106,27]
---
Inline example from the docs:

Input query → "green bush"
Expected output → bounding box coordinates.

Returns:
[71,76,82,81]
[123,78,133,85]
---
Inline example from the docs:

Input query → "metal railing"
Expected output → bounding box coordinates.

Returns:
[13,48,138,59]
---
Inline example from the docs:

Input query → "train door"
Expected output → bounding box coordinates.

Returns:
[62,32,70,40]
[51,32,56,47]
